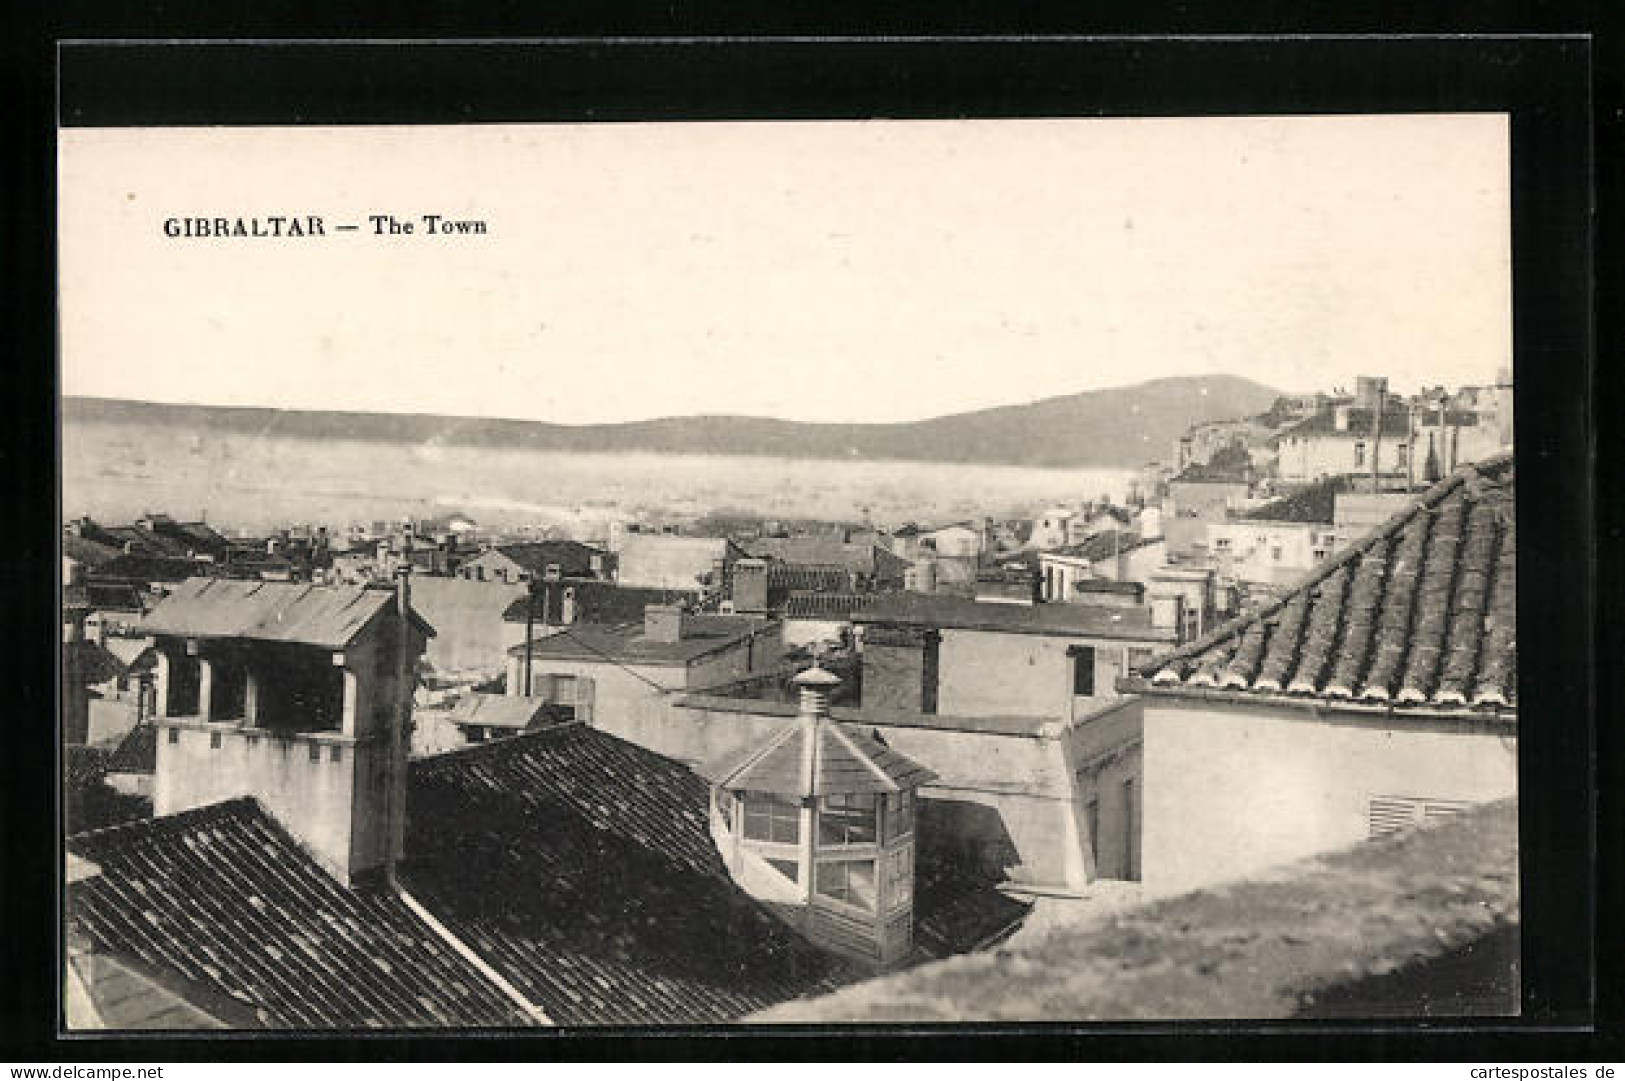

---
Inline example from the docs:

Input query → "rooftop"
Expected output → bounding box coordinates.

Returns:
[479,540,604,576]
[401,726,858,1024]
[507,615,767,667]
[500,580,701,625]
[1042,530,1161,564]
[852,593,1175,643]
[753,799,1518,1022]
[1271,406,1476,444]
[443,692,561,731]
[1241,477,1351,524]
[1125,455,1515,716]
[141,578,435,650]
[783,592,871,619]
[746,538,911,580]
[699,714,937,797]
[66,799,527,1028]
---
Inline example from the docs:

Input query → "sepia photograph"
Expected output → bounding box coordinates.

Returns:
[57,106,1525,1030]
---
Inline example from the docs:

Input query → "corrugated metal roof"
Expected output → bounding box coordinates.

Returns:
[141,577,434,649]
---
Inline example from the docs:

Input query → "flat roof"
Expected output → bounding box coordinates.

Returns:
[851,593,1175,642]
[508,615,768,667]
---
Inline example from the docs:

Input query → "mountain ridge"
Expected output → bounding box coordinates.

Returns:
[63,374,1282,470]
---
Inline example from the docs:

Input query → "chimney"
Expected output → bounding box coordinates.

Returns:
[731,558,769,617]
[1150,593,1184,632]
[644,603,686,643]
[793,666,842,720]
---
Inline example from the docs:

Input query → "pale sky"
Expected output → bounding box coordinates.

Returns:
[58,115,1510,425]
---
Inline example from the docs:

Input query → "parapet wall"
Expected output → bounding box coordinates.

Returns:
[751,799,1519,1022]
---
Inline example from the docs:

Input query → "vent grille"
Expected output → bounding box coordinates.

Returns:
[1369,795,1473,839]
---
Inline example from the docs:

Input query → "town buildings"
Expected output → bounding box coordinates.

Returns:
[66,579,1023,1028]
[1110,455,1517,897]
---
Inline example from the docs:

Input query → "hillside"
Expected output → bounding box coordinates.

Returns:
[62,375,1279,470]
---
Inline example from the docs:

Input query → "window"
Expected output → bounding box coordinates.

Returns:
[1353,442,1367,467]
[743,793,801,844]
[167,728,179,745]
[329,745,343,763]
[209,732,222,750]
[815,858,878,912]
[1271,545,1284,562]
[1213,536,1231,551]
[1312,548,1329,562]
[885,791,915,841]
[1396,444,1410,466]
[819,792,878,846]
[549,675,578,718]
[308,742,321,762]
[1071,646,1096,697]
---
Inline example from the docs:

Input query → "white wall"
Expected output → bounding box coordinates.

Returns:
[1139,699,1518,896]
[937,628,1147,719]
[1207,520,1333,588]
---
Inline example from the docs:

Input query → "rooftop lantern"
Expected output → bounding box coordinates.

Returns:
[699,666,936,969]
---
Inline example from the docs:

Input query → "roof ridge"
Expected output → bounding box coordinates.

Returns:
[827,721,903,792]
[1145,465,1476,674]
[412,721,589,773]
[67,795,260,849]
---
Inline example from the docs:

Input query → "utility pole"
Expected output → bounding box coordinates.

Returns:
[523,578,539,697]
[1369,394,1383,495]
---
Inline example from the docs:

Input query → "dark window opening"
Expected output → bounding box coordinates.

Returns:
[251,644,347,734]
[1071,646,1097,697]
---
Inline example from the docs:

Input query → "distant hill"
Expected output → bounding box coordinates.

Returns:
[63,375,1281,470]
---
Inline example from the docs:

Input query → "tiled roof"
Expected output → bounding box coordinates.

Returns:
[699,715,937,797]
[99,526,192,559]
[500,581,700,625]
[853,593,1175,643]
[63,533,124,568]
[507,617,764,667]
[1043,531,1161,564]
[402,726,859,1024]
[142,578,434,649]
[1270,407,1466,443]
[1125,456,1515,716]
[783,592,870,619]
[479,541,605,577]
[767,563,855,594]
[93,554,203,584]
[748,539,911,581]
[66,799,526,1028]
[1243,477,1351,524]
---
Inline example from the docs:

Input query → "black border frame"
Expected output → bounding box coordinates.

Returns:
[2,29,1608,1062]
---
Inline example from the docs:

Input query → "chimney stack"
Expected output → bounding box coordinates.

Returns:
[644,603,686,643]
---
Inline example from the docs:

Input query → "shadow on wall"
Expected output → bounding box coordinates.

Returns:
[918,798,1021,884]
